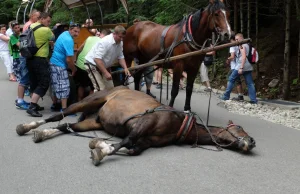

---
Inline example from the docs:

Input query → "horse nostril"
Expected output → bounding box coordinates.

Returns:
[250,137,256,145]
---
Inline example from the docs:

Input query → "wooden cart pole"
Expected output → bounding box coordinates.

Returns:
[112,38,251,75]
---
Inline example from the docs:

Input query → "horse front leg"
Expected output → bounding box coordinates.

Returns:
[184,70,198,111]
[169,67,183,107]
[32,118,102,143]
[90,118,154,166]
[133,71,142,91]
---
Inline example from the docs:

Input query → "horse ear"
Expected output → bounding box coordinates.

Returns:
[228,120,233,125]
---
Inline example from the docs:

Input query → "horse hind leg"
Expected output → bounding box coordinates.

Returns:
[32,118,103,143]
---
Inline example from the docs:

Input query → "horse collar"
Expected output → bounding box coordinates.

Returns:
[183,10,203,50]
[176,112,195,144]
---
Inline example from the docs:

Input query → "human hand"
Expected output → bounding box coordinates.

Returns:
[238,68,243,75]
[104,72,112,80]
[71,66,77,76]
[124,69,131,77]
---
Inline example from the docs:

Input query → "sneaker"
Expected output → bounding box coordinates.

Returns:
[16,101,29,110]
[218,95,229,101]
[24,89,30,96]
[249,101,257,104]
[152,82,158,85]
[204,88,212,92]
[15,99,30,106]
[232,95,244,101]
[156,84,162,89]
[27,108,43,117]
[140,81,145,89]
[147,92,156,98]
[36,104,44,111]
[51,103,62,111]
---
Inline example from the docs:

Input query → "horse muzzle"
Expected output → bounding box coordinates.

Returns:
[238,136,256,152]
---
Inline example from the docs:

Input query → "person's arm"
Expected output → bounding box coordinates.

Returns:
[64,38,77,76]
[206,50,215,55]
[76,40,86,59]
[238,45,247,74]
[94,58,112,80]
[93,42,112,80]
[228,52,235,61]
[0,34,9,42]
[66,56,77,76]
[118,58,131,76]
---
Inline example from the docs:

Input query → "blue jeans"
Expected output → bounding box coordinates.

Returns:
[223,70,257,102]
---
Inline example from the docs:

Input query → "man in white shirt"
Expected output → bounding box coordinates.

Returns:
[85,25,130,91]
[226,37,243,101]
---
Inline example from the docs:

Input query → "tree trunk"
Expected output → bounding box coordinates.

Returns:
[255,0,260,90]
[295,0,300,79]
[283,0,291,100]
[234,0,238,32]
[240,0,244,33]
[247,0,250,38]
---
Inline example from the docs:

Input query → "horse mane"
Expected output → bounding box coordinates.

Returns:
[205,0,227,13]
[191,9,202,33]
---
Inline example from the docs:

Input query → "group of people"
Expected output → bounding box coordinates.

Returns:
[0,11,257,119]
[220,33,257,104]
[0,10,131,117]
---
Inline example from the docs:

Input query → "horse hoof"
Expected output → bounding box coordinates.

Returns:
[90,148,105,166]
[89,138,103,149]
[32,131,44,143]
[16,124,30,136]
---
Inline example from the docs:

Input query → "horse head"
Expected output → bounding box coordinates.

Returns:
[205,0,234,39]
[215,120,256,152]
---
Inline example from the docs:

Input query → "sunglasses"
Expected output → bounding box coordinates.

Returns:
[70,23,81,28]
[12,22,19,28]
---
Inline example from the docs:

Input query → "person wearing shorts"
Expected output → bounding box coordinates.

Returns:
[50,23,80,110]
[9,22,30,109]
[26,12,54,117]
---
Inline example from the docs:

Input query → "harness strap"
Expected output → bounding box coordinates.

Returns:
[122,105,181,125]
[176,113,196,144]
[160,26,172,53]
[183,11,204,50]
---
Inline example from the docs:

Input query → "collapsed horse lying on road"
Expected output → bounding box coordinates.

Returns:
[16,86,256,166]
[123,0,233,111]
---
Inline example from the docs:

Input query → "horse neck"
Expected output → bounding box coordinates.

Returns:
[192,11,214,45]
[183,124,224,145]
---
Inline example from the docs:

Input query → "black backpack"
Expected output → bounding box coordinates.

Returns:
[19,24,46,58]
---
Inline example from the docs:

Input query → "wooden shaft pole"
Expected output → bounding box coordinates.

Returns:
[112,38,251,75]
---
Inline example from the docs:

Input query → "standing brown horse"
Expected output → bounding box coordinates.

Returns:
[16,86,255,166]
[123,0,233,111]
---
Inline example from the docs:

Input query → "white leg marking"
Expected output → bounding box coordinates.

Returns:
[26,120,46,129]
[95,141,115,156]
[43,128,60,137]
[221,9,232,37]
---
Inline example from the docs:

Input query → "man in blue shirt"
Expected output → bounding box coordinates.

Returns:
[50,23,79,110]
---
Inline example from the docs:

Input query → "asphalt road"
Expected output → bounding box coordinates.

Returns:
[0,68,300,194]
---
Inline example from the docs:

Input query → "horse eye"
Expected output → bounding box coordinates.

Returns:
[214,13,219,17]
